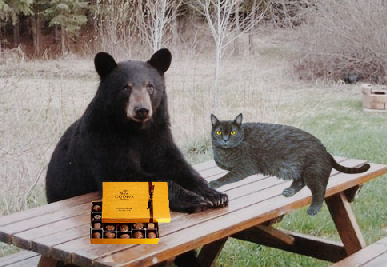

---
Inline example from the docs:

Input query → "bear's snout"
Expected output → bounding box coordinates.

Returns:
[126,87,153,122]
[135,107,149,121]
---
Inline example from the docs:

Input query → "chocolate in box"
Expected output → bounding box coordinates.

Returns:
[90,182,170,244]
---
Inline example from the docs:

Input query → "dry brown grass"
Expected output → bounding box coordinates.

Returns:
[292,0,387,84]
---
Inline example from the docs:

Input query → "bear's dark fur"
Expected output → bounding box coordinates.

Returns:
[45,48,228,212]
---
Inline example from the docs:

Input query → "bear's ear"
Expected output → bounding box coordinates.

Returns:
[94,52,117,79]
[147,48,172,74]
[234,113,243,126]
[211,114,219,127]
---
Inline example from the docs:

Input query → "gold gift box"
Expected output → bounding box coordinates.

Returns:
[90,182,170,244]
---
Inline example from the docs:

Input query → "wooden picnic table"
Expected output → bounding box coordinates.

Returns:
[0,156,386,267]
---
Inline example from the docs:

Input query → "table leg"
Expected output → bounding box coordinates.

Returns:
[197,237,228,267]
[151,257,175,267]
[326,191,366,255]
[38,255,60,267]
[232,225,346,262]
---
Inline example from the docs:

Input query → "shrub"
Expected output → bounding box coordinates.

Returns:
[294,0,387,84]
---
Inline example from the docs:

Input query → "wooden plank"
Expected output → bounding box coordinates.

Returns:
[376,237,387,247]
[0,251,39,267]
[0,192,98,227]
[330,244,387,267]
[363,251,387,267]
[197,237,228,267]
[199,167,228,182]
[193,160,217,173]
[92,159,385,267]
[0,202,93,244]
[218,174,270,192]
[233,227,346,262]
[254,225,295,245]
[32,223,91,256]
[326,192,366,255]
[5,255,40,267]
[12,214,90,250]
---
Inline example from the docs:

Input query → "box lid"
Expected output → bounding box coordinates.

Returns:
[102,182,170,223]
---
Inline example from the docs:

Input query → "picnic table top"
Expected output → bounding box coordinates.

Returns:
[0,157,386,267]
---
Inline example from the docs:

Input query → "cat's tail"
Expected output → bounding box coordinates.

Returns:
[330,155,370,174]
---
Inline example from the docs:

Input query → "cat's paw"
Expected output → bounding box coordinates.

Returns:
[282,187,297,197]
[200,186,228,208]
[307,205,322,216]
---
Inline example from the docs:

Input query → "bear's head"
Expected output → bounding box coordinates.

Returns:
[93,49,172,127]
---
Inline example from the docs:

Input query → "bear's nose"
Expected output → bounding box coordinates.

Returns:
[135,107,149,120]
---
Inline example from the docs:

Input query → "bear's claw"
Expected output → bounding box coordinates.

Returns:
[200,186,228,208]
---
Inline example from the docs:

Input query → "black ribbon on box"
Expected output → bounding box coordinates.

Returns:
[147,182,155,223]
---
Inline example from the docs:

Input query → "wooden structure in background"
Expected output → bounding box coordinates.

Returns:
[362,83,387,112]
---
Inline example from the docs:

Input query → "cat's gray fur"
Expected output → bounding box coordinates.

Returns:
[210,113,370,216]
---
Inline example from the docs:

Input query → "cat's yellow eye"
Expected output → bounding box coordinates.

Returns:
[216,131,222,135]
[231,131,236,135]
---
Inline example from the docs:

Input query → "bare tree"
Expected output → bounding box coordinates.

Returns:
[93,0,138,56]
[135,0,182,52]
[194,0,268,106]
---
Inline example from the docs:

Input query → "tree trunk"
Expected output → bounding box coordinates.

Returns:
[171,0,178,46]
[31,15,41,56]
[0,23,3,58]
[233,5,240,56]
[13,17,20,46]
[213,43,222,107]
[61,24,66,55]
[55,25,60,43]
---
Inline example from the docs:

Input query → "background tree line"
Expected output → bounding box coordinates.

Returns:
[0,0,305,57]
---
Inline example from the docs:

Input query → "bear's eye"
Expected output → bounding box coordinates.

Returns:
[123,84,132,91]
[146,83,154,94]
[216,131,222,136]
[230,131,236,135]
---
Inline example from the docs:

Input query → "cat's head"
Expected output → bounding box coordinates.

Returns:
[211,113,244,148]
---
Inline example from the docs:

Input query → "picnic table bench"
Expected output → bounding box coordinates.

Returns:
[0,156,386,267]
[330,236,387,267]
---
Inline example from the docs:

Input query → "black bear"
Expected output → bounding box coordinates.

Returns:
[45,49,228,266]
[46,48,228,210]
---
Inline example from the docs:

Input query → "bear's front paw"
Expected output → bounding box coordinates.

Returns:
[171,194,213,213]
[200,186,228,208]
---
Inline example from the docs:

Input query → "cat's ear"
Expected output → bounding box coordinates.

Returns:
[211,114,219,127]
[234,113,243,126]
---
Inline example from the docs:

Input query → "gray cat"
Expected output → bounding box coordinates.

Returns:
[209,113,370,216]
